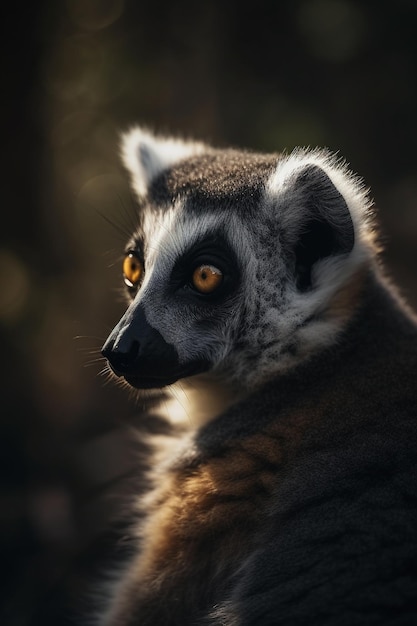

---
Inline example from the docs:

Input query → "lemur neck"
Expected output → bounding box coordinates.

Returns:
[160,373,244,429]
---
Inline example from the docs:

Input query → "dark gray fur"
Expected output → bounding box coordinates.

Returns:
[149,149,277,211]
[207,273,417,625]
[100,131,417,625]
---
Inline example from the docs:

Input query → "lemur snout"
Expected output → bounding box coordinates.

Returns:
[101,304,209,388]
[101,304,177,380]
[101,337,140,376]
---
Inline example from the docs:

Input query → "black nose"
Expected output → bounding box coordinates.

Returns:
[101,304,182,383]
[101,337,140,376]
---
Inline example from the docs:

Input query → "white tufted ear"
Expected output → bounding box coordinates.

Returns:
[120,127,206,198]
[266,149,374,291]
[267,149,372,242]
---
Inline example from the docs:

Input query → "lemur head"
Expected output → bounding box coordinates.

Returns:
[102,127,373,390]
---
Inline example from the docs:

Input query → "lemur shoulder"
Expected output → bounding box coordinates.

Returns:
[99,128,417,625]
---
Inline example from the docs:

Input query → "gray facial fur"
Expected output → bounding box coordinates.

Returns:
[117,129,373,389]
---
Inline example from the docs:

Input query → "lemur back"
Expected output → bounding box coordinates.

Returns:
[99,128,417,625]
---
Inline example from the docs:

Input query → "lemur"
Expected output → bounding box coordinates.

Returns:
[99,127,417,625]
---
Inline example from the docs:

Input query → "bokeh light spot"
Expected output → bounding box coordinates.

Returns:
[66,0,125,31]
[297,0,365,62]
[0,249,30,323]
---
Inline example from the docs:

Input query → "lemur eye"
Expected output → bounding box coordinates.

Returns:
[192,265,223,294]
[123,253,144,288]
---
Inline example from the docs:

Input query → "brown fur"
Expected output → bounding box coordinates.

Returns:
[103,410,310,625]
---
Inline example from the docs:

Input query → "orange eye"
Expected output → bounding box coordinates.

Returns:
[192,265,223,294]
[123,253,144,288]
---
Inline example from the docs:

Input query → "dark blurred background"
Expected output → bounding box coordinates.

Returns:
[2,1,417,624]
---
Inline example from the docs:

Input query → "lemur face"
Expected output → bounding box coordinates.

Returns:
[102,129,372,389]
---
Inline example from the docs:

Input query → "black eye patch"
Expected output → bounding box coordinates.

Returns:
[169,232,240,302]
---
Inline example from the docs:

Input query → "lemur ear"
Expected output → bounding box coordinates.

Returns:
[120,127,205,198]
[271,162,356,291]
